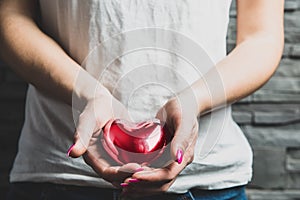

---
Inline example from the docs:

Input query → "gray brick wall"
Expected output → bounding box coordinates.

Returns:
[1,0,300,199]
[228,0,300,199]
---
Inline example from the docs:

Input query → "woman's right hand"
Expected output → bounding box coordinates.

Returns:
[68,89,142,187]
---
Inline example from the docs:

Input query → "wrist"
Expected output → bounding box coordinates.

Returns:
[176,88,199,118]
[190,81,211,116]
[72,68,111,110]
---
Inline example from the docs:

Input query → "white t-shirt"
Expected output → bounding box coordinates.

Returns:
[10,0,253,193]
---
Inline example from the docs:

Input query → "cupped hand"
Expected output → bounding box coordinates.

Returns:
[120,90,200,198]
[83,132,142,187]
[121,138,197,198]
[68,89,142,187]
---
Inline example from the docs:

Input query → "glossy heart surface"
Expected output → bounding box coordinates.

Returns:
[102,119,172,164]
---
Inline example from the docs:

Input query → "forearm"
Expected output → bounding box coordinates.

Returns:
[193,33,284,115]
[0,2,106,106]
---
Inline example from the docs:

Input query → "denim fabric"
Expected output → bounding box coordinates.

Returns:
[7,182,247,200]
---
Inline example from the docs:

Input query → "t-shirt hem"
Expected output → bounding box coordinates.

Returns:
[10,173,114,189]
[10,170,252,194]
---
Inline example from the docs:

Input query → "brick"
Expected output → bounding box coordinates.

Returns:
[284,0,300,11]
[229,0,236,17]
[247,189,300,200]
[227,18,236,42]
[285,28,300,43]
[232,111,252,124]
[287,173,300,189]
[275,58,300,77]
[233,104,300,125]
[250,146,287,189]
[233,103,300,113]
[291,44,300,58]
[286,148,300,172]
[233,104,300,124]
[237,96,253,103]
[261,77,300,93]
[229,9,236,18]
[242,124,300,147]
[226,41,235,54]
[227,32,236,44]
[251,77,300,102]
[254,111,300,125]
[282,44,293,57]
[252,91,300,103]
[284,11,300,27]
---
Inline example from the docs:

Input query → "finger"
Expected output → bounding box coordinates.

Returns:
[131,138,197,183]
[85,151,142,184]
[102,119,119,156]
[170,119,197,164]
[119,163,143,174]
[111,97,132,121]
[155,106,167,124]
[121,141,198,198]
[171,125,191,164]
[171,88,199,163]
[184,130,198,164]
[83,149,110,175]
[132,162,181,182]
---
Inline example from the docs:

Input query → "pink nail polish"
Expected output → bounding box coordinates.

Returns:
[67,144,75,157]
[128,178,139,183]
[120,183,129,187]
[176,149,183,164]
[135,168,144,172]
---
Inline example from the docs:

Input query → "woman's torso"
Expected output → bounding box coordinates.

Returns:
[10,0,252,193]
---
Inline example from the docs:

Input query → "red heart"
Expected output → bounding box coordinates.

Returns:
[102,119,172,165]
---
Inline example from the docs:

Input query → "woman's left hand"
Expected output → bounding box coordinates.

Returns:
[120,91,199,198]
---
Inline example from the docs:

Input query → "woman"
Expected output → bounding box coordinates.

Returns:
[0,0,284,199]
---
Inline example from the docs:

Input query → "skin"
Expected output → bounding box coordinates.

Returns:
[0,0,284,198]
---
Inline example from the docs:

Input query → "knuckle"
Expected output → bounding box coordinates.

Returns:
[180,139,189,149]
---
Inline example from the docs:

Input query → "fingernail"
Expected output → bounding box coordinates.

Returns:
[128,178,139,183]
[120,183,129,187]
[176,149,183,164]
[67,144,75,157]
[135,168,144,172]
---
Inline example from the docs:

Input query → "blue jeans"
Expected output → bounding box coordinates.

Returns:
[7,182,247,200]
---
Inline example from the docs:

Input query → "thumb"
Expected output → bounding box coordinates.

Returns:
[111,97,131,122]
[68,107,98,158]
[170,120,196,164]
[170,130,187,164]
